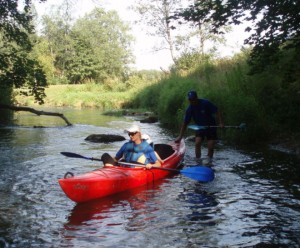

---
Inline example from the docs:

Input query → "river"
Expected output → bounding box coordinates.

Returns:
[0,108,299,248]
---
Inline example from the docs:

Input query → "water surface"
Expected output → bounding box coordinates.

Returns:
[0,108,299,247]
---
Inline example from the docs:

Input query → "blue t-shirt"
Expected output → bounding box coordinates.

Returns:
[115,140,158,164]
[184,99,218,126]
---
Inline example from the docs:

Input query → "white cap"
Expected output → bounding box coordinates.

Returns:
[125,124,141,133]
[141,134,152,144]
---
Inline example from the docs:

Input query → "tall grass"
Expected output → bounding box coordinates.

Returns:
[131,50,299,144]
[13,49,299,145]
[14,74,162,110]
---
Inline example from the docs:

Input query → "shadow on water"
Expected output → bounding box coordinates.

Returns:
[234,145,300,199]
[177,185,219,222]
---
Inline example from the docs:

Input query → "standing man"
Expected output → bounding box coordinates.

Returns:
[175,90,224,164]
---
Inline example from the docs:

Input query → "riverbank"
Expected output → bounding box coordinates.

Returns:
[13,78,299,157]
[270,135,300,156]
[15,84,137,109]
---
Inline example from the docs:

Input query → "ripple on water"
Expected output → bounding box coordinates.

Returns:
[1,115,300,247]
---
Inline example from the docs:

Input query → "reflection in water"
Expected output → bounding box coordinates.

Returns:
[62,177,219,247]
[62,180,167,246]
[177,186,218,223]
[66,181,163,227]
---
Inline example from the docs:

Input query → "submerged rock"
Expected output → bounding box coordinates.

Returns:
[140,116,158,123]
[85,134,126,143]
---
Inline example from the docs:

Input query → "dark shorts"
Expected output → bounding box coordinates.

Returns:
[195,128,217,140]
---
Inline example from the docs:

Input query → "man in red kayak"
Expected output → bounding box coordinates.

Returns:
[102,124,162,169]
[175,90,224,164]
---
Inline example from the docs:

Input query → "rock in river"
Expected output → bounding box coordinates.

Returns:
[85,134,126,143]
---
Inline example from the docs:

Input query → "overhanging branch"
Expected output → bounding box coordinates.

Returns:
[0,104,72,126]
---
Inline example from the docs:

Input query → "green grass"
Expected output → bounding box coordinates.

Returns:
[130,51,300,144]
[13,49,300,146]
[15,83,139,110]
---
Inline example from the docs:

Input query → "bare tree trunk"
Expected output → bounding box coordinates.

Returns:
[194,0,205,55]
[163,0,176,63]
[198,24,205,55]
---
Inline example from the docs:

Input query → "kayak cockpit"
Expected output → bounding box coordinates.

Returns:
[154,143,175,160]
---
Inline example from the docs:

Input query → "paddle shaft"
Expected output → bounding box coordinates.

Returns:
[60,152,102,161]
[62,151,197,170]
[61,152,214,182]
[61,152,162,168]
[213,125,236,128]
[118,161,180,172]
[61,152,175,170]
[188,123,246,131]
[193,125,242,128]
[112,161,214,182]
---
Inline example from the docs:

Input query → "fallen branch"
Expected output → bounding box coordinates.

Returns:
[0,104,72,126]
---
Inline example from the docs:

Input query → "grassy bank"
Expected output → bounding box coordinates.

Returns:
[15,83,139,109]
[14,50,300,148]
[131,51,300,145]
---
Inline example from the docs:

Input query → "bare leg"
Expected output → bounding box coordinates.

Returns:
[207,139,216,158]
[101,153,117,167]
[195,136,203,158]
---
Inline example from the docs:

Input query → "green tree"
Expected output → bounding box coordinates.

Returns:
[173,0,300,74]
[67,8,134,83]
[0,0,47,104]
[132,0,183,63]
[131,0,189,63]
[40,2,74,83]
[132,0,229,68]
[41,6,134,84]
[31,36,56,84]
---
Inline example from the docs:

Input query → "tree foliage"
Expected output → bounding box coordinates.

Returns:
[40,6,134,84]
[131,0,183,63]
[132,0,230,68]
[173,0,300,74]
[40,3,74,83]
[0,0,47,104]
[69,8,134,83]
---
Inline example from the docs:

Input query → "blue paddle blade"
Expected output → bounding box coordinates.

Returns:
[180,166,215,182]
[188,124,207,131]
[239,123,246,130]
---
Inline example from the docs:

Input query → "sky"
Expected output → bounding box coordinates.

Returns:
[34,0,248,71]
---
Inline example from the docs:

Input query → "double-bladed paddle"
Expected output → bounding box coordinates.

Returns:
[188,122,246,131]
[117,161,214,182]
[61,152,102,161]
[60,152,214,182]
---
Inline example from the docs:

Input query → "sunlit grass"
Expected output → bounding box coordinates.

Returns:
[13,49,300,145]
[15,82,143,110]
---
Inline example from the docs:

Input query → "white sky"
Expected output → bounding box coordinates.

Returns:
[34,0,248,71]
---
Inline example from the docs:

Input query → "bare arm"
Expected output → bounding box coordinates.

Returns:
[145,159,161,169]
[175,123,188,142]
[216,110,224,127]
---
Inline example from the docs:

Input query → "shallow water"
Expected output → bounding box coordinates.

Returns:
[0,108,299,247]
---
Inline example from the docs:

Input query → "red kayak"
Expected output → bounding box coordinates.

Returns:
[58,140,185,203]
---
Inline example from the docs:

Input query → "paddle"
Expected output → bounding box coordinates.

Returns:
[118,161,214,182]
[60,152,214,182]
[60,152,102,161]
[188,123,246,131]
